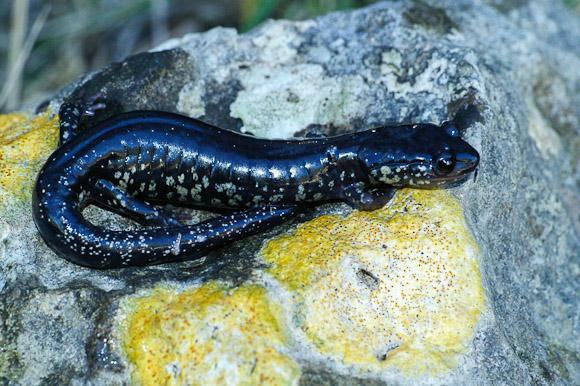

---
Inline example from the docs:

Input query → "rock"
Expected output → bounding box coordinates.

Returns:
[260,189,486,377]
[1,0,578,384]
[121,282,302,385]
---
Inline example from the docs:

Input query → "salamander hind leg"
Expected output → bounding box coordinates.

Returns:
[193,206,300,247]
[342,183,396,211]
[129,205,301,267]
[89,179,181,227]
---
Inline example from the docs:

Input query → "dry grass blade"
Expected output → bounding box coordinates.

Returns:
[5,0,29,110]
[0,4,50,111]
[150,0,170,46]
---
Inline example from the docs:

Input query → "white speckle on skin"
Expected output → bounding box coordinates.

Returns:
[191,184,203,201]
[216,182,237,197]
[269,194,283,203]
[171,233,182,255]
[290,167,298,178]
[296,185,306,201]
[270,167,283,179]
[177,185,188,198]
[379,174,401,184]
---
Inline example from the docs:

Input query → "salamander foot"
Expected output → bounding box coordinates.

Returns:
[343,184,396,211]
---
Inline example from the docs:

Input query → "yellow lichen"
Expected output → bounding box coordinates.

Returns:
[0,112,59,205]
[121,281,301,386]
[262,189,485,376]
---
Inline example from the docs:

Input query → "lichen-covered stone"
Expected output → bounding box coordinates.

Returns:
[120,282,300,385]
[262,189,485,377]
[0,113,59,206]
[1,0,578,385]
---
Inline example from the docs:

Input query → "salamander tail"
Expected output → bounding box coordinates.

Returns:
[33,192,299,269]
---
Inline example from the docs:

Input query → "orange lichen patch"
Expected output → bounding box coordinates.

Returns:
[121,282,301,386]
[0,113,59,205]
[262,189,485,376]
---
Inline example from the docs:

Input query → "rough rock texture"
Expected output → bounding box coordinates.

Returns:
[1,0,579,384]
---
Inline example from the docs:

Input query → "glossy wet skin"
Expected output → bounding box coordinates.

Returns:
[32,102,480,268]
[360,122,480,189]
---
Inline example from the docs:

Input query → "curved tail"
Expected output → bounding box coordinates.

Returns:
[32,190,298,269]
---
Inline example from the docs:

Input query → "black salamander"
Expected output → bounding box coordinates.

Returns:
[32,101,479,269]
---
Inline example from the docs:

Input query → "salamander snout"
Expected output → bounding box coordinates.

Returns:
[456,151,479,173]
[433,149,479,177]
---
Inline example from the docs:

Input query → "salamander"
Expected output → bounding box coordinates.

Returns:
[32,100,479,269]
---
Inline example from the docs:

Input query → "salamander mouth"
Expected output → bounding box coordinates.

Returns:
[440,173,471,187]
[433,171,474,186]
[371,160,477,188]
[412,170,473,188]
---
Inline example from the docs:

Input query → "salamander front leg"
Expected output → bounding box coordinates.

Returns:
[58,102,84,145]
[343,183,396,211]
[90,179,181,227]
[58,96,107,145]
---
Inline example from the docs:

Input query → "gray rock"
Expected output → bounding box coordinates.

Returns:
[1,0,578,384]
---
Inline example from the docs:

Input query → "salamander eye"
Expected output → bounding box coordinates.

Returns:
[434,152,455,175]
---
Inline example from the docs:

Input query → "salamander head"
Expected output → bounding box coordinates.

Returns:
[361,121,479,188]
